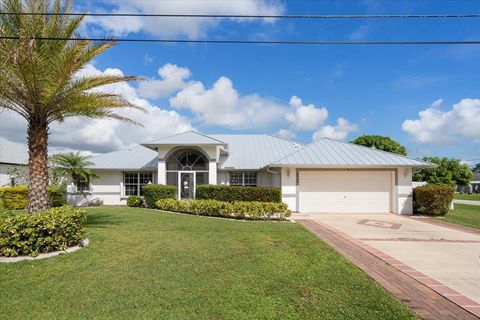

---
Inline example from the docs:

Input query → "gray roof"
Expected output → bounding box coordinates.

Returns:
[272,138,433,168]
[210,134,300,170]
[142,131,225,148]
[0,137,28,165]
[90,145,157,170]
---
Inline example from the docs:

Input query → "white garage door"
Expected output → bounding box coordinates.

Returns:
[298,170,393,213]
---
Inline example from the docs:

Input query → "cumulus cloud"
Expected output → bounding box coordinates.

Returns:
[402,98,480,145]
[312,117,358,141]
[138,63,192,99]
[85,1,285,39]
[0,64,193,154]
[275,129,296,140]
[169,76,288,129]
[285,96,328,131]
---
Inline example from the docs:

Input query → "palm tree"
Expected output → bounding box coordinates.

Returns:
[0,0,142,213]
[51,152,99,192]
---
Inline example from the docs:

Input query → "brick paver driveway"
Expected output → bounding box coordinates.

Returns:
[294,212,480,317]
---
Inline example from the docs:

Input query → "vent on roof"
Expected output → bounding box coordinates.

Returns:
[293,142,298,149]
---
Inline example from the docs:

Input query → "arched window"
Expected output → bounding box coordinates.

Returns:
[165,148,209,190]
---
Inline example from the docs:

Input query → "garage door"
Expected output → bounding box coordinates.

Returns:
[298,170,393,213]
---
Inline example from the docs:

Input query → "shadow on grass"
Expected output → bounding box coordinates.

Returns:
[86,212,125,228]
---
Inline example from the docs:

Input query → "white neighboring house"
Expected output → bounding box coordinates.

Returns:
[0,137,28,187]
[82,131,433,214]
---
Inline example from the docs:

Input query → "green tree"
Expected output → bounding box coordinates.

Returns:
[473,163,480,173]
[351,135,407,156]
[0,0,142,213]
[51,152,99,189]
[413,157,473,186]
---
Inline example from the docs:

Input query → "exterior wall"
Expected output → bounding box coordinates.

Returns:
[281,167,297,211]
[0,163,16,187]
[67,171,124,206]
[396,167,414,215]
[217,171,228,185]
[216,168,280,188]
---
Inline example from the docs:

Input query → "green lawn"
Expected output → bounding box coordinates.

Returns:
[0,207,417,320]
[443,203,480,229]
[453,193,480,201]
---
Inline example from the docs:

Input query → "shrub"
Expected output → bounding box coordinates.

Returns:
[413,184,454,216]
[0,186,68,210]
[0,206,86,257]
[142,184,176,208]
[155,199,290,220]
[127,195,144,207]
[196,185,281,203]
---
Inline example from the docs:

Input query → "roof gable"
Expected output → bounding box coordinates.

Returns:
[272,138,434,168]
[142,131,225,147]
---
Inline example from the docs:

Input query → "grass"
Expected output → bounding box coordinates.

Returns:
[453,193,480,201]
[0,207,417,320]
[443,203,480,229]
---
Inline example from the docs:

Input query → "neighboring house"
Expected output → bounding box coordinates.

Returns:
[84,131,432,214]
[0,137,28,187]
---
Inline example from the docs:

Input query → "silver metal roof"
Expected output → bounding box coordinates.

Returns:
[0,137,28,165]
[142,131,225,148]
[271,138,433,168]
[90,145,157,170]
[210,134,301,170]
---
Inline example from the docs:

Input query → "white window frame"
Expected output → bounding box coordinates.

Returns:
[229,172,257,187]
[123,171,154,197]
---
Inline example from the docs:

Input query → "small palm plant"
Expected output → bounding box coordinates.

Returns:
[51,152,99,192]
[0,0,143,213]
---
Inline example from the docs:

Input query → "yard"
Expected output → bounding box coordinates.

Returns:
[454,193,480,201]
[443,203,480,229]
[0,207,416,319]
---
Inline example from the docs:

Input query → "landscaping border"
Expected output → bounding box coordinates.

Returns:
[0,238,89,263]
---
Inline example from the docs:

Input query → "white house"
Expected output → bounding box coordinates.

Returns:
[81,131,433,214]
[0,137,28,187]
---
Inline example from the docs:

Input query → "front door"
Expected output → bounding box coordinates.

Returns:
[178,171,195,200]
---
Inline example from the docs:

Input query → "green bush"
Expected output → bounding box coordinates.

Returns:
[127,195,144,207]
[142,184,176,208]
[0,206,86,257]
[0,186,67,210]
[196,185,281,203]
[155,199,291,220]
[413,184,454,216]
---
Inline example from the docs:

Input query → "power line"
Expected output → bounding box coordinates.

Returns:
[1,12,480,19]
[0,36,479,45]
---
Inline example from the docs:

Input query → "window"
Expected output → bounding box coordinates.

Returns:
[229,172,257,187]
[75,176,90,192]
[123,172,154,196]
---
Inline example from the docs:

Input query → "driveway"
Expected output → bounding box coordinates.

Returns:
[294,212,480,307]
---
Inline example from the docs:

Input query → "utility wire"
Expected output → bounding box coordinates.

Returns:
[1,12,480,19]
[0,36,479,45]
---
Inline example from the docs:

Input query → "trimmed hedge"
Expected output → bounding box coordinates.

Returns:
[0,206,86,257]
[413,184,454,216]
[142,184,176,208]
[127,195,144,207]
[196,185,281,203]
[0,186,67,210]
[155,199,291,220]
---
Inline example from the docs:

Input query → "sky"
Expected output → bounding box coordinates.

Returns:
[0,0,480,164]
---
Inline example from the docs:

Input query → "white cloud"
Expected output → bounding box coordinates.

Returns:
[138,63,192,99]
[169,76,288,129]
[312,117,358,141]
[0,64,193,153]
[285,96,328,131]
[275,129,296,140]
[86,1,285,39]
[402,98,480,145]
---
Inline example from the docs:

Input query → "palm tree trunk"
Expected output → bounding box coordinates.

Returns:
[27,119,50,213]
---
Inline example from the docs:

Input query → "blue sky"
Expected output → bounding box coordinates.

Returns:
[1,0,479,163]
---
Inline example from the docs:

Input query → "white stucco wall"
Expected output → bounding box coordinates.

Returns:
[0,163,15,187]
[281,167,297,211]
[67,171,124,206]
[396,167,414,215]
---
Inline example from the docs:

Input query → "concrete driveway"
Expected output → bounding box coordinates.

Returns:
[294,212,480,306]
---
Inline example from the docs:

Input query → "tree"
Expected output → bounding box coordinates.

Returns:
[0,0,142,213]
[351,135,407,156]
[473,163,480,173]
[413,157,473,186]
[51,152,99,190]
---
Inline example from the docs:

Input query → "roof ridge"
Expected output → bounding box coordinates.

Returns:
[142,130,226,145]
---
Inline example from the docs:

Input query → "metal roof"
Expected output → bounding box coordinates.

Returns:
[271,138,434,168]
[89,145,157,170]
[0,137,28,165]
[210,134,301,170]
[142,131,225,148]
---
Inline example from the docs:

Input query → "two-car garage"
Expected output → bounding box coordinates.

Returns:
[297,170,394,213]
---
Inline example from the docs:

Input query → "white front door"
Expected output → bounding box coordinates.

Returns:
[178,171,195,200]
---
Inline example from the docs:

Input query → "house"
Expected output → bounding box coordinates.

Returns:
[0,137,28,187]
[81,131,433,214]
